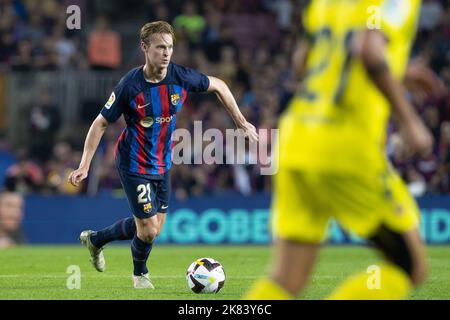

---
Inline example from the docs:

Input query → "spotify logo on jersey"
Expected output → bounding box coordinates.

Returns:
[140,116,174,127]
[140,117,154,128]
[156,116,174,123]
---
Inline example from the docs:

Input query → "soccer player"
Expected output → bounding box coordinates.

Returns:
[244,0,434,299]
[68,21,258,289]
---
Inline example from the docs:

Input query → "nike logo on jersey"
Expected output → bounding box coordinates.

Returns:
[161,205,169,210]
[137,103,151,109]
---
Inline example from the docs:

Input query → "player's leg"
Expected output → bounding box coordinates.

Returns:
[154,171,170,237]
[80,216,137,272]
[79,170,144,272]
[370,226,427,286]
[244,169,328,299]
[270,239,319,295]
[88,217,136,248]
[99,170,160,287]
[326,169,426,299]
[133,215,159,270]
[129,213,166,288]
[79,230,107,272]
[156,212,166,236]
[131,214,159,289]
[327,227,426,300]
[130,172,170,288]
[245,238,320,299]
[80,217,138,273]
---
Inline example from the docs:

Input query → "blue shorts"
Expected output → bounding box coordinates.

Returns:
[118,170,170,219]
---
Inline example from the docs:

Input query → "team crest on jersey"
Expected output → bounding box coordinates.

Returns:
[140,116,154,128]
[170,93,180,106]
[143,203,152,213]
[105,92,116,109]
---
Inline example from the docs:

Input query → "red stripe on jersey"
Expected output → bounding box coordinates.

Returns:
[182,88,187,104]
[156,85,169,174]
[114,130,126,158]
[135,92,147,174]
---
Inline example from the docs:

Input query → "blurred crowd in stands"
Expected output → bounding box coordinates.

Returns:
[0,0,449,200]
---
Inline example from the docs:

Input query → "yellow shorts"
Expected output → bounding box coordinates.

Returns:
[271,165,420,243]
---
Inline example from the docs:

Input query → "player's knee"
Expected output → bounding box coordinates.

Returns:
[146,227,158,242]
[138,227,158,243]
[156,224,165,237]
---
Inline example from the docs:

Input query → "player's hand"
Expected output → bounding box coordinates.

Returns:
[400,117,434,158]
[238,121,259,143]
[68,167,89,187]
[404,57,446,99]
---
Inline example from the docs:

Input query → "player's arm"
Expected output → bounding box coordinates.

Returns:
[207,76,258,142]
[356,30,433,156]
[68,114,109,187]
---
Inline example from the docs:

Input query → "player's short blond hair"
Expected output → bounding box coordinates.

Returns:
[140,21,175,45]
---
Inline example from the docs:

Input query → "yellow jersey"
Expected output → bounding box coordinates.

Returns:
[279,0,421,175]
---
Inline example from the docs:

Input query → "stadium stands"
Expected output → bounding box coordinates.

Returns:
[0,0,449,197]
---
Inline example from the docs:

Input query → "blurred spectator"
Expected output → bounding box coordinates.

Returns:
[172,165,208,201]
[420,0,444,31]
[438,121,450,193]
[216,45,238,84]
[34,35,59,71]
[44,141,79,195]
[201,3,222,45]
[173,1,206,45]
[0,190,25,248]
[145,0,171,22]
[21,7,46,46]
[4,148,44,194]
[414,153,440,193]
[96,122,124,192]
[0,32,15,66]
[389,134,410,179]
[28,89,61,162]
[88,16,122,70]
[10,38,33,71]
[264,0,293,31]
[51,25,77,69]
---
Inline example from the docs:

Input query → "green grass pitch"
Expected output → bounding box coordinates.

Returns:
[0,245,449,299]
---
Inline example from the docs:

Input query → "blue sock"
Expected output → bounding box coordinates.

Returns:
[90,217,136,248]
[131,235,153,276]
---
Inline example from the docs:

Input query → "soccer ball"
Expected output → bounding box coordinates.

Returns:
[186,257,225,294]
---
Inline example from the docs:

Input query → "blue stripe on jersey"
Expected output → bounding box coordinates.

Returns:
[129,99,139,173]
[143,90,153,175]
[149,86,162,175]
[164,115,175,170]
[165,85,183,169]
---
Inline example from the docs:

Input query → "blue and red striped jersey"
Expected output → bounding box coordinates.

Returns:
[100,62,210,177]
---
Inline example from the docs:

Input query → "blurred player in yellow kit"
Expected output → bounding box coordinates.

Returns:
[244,0,435,299]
